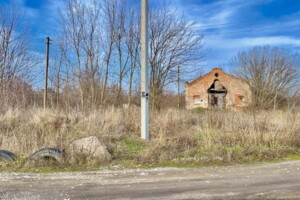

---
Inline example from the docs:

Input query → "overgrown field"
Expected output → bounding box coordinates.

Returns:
[0,107,300,170]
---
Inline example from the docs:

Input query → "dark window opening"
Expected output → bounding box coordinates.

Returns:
[208,79,226,91]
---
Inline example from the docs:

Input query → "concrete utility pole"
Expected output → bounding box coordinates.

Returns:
[178,65,180,109]
[141,0,149,141]
[44,37,50,110]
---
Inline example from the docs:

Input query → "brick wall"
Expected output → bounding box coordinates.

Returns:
[185,68,251,109]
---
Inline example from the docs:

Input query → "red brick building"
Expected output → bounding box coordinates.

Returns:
[185,68,251,109]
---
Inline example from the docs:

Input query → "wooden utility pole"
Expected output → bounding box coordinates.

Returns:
[141,0,149,141]
[177,65,180,109]
[44,37,50,110]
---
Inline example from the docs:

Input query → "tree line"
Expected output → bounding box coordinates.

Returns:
[0,0,205,111]
[49,0,204,109]
[0,0,299,111]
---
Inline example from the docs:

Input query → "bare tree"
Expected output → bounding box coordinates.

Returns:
[101,0,140,107]
[0,2,38,109]
[232,46,300,110]
[100,0,117,106]
[125,7,140,107]
[59,0,84,109]
[49,38,66,109]
[113,0,130,106]
[56,0,205,110]
[59,0,102,110]
[82,0,101,108]
[149,2,205,109]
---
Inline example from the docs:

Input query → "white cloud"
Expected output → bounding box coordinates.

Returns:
[202,35,300,68]
[206,36,300,49]
[240,36,300,47]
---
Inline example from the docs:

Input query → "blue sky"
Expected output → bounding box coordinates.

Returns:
[174,0,300,72]
[2,0,300,74]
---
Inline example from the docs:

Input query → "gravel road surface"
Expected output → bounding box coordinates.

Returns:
[1,160,300,199]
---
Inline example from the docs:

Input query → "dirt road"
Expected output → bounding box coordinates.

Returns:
[1,161,300,200]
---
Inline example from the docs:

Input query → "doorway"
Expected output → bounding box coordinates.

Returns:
[207,79,227,109]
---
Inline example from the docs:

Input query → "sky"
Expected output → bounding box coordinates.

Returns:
[174,0,300,73]
[1,0,300,75]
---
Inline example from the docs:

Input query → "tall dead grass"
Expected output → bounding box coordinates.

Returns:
[0,107,299,165]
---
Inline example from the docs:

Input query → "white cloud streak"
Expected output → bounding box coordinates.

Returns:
[206,36,300,49]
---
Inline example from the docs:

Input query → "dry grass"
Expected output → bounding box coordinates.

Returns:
[0,107,299,167]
